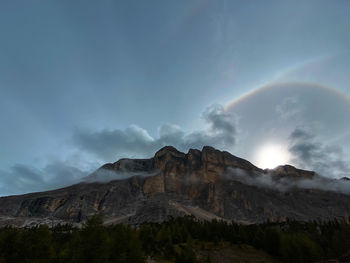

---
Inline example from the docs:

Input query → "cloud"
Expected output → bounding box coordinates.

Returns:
[0,161,89,196]
[73,104,237,161]
[227,167,291,192]
[227,167,350,195]
[0,104,237,196]
[72,125,156,161]
[275,96,302,120]
[297,176,350,194]
[84,167,160,183]
[288,128,350,178]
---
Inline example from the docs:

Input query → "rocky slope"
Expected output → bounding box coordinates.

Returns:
[0,146,349,227]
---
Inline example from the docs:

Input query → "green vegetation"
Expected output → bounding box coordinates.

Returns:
[0,215,349,262]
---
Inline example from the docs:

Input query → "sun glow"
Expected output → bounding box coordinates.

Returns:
[254,144,290,169]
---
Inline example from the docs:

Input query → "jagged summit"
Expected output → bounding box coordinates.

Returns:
[0,145,349,227]
[86,146,263,184]
[91,145,313,183]
[155,145,183,156]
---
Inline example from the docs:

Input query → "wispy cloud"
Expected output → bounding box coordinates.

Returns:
[0,161,89,196]
[227,167,350,195]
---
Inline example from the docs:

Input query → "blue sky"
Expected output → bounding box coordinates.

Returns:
[1,0,350,195]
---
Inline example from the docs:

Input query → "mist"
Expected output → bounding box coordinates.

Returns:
[227,167,350,195]
[83,168,160,183]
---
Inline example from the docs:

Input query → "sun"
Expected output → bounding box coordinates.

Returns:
[254,144,290,169]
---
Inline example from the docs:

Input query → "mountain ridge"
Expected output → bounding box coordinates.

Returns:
[0,145,349,227]
[86,145,314,184]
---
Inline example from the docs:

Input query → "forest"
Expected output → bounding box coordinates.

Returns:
[0,215,349,263]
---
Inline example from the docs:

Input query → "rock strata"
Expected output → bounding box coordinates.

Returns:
[0,146,349,227]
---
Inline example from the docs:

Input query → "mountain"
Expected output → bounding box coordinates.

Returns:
[0,146,349,227]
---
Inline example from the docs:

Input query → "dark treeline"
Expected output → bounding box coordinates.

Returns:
[0,215,350,263]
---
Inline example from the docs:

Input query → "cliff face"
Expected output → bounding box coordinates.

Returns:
[0,146,349,227]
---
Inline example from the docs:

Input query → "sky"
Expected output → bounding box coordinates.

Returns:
[1,0,350,196]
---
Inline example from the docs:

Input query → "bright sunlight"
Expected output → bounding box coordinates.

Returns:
[254,144,290,169]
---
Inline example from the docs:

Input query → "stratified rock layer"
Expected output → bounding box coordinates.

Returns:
[0,146,349,226]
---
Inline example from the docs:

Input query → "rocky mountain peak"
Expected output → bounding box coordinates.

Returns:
[269,164,315,179]
[154,146,186,171]
[201,146,224,164]
[90,146,319,184]
[0,145,349,227]
[154,146,184,157]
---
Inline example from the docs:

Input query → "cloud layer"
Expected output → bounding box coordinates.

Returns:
[72,104,237,162]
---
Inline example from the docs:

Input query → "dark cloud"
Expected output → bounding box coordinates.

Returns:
[289,128,350,178]
[0,161,89,196]
[203,105,236,136]
[72,125,156,161]
[290,128,314,141]
[73,104,237,161]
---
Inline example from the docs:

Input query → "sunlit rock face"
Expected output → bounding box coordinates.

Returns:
[0,146,350,227]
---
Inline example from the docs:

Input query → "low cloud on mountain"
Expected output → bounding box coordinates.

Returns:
[0,161,89,196]
[227,167,350,195]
